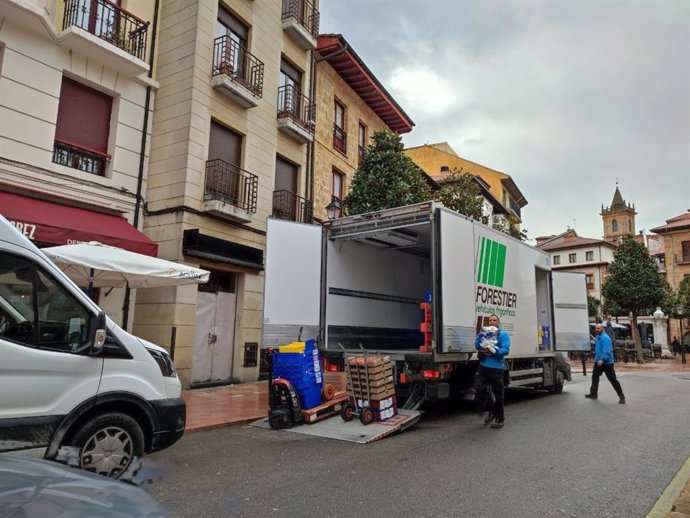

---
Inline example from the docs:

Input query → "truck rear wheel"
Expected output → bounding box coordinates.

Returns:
[550,370,565,394]
[70,412,145,479]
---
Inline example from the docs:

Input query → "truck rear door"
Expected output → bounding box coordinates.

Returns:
[263,219,322,347]
[551,271,590,351]
[437,209,476,353]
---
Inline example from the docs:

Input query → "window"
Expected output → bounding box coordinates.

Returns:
[682,241,690,263]
[440,166,450,173]
[358,122,367,165]
[569,253,577,263]
[53,77,112,176]
[332,169,344,198]
[0,252,91,352]
[612,219,618,233]
[553,255,561,265]
[586,251,594,261]
[585,274,594,290]
[333,100,346,154]
[216,5,248,75]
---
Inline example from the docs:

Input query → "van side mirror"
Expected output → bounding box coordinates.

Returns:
[90,310,107,353]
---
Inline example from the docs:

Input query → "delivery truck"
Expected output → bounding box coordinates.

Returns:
[263,202,590,409]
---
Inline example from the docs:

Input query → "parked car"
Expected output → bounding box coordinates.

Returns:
[0,455,167,517]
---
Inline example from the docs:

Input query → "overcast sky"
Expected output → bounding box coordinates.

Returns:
[320,0,690,242]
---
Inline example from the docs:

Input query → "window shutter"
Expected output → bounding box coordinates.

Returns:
[275,156,297,192]
[209,121,242,166]
[55,78,112,153]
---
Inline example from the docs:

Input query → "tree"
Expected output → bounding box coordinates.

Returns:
[434,169,487,223]
[587,294,601,318]
[343,129,431,215]
[678,276,690,315]
[601,235,666,363]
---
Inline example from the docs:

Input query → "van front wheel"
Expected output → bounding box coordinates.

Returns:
[70,412,145,479]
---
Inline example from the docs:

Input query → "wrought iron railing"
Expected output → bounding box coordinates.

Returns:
[272,190,313,223]
[281,0,320,39]
[277,84,315,134]
[52,139,110,176]
[212,35,264,98]
[63,0,149,61]
[333,125,347,154]
[205,159,258,213]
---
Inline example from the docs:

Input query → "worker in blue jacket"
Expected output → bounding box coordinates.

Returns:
[586,323,626,404]
[474,314,511,429]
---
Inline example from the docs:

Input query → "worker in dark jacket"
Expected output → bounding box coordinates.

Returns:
[474,314,511,429]
[586,323,625,404]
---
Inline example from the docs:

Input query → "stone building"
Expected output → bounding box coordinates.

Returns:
[138,0,320,388]
[1,0,159,325]
[651,210,690,343]
[312,33,414,221]
[601,184,636,243]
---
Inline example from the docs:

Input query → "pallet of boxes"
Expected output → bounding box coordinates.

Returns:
[341,353,397,425]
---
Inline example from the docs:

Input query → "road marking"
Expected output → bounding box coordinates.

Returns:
[646,454,690,518]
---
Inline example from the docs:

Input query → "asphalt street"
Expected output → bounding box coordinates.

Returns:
[142,371,690,518]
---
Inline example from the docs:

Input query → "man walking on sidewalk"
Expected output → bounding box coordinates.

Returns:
[586,323,625,404]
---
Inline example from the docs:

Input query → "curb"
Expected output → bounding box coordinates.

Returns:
[185,415,266,434]
[646,455,690,517]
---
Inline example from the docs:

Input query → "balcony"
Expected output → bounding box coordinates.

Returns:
[52,139,110,176]
[203,159,258,223]
[211,36,264,108]
[60,0,150,76]
[333,125,347,155]
[281,0,319,50]
[272,190,313,224]
[508,197,522,219]
[277,85,315,144]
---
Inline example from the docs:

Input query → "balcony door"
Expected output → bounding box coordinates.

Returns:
[279,58,303,119]
[216,5,248,78]
[208,121,242,204]
[274,156,300,221]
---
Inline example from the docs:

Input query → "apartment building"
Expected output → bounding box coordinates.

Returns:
[404,142,527,227]
[0,0,159,325]
[536,229,616,302]
[312,33,414,221]
[137,0,320,388]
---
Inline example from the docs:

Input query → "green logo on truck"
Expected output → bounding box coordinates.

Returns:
[476,237,507,288]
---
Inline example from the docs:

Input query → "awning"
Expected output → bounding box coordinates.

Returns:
[0,191,158,256]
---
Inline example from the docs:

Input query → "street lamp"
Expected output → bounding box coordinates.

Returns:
[325,197,342,220]
[679,306,686,365]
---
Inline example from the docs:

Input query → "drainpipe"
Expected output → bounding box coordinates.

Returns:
[123,0,160,330]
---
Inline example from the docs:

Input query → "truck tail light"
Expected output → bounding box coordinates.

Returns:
[421,369,440,379]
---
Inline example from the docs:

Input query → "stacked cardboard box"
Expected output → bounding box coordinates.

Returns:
[346,355,398,421]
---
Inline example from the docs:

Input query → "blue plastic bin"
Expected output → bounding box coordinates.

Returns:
[272,339,323,410]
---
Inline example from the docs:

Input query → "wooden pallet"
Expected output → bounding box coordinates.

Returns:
[302,391,349,424]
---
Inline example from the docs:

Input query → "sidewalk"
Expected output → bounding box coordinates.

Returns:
[181,356,690,517]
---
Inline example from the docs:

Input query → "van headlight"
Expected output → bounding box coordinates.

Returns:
[147,348,177,378]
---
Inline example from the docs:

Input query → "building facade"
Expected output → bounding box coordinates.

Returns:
[404,142,527,227]
[312,34,414,221]
[536,229,616,303]
[137,0,320,388]
[0,0,159,325]
[651,211,690,343]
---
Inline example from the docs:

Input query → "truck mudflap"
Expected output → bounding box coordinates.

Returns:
[251,409,421,444]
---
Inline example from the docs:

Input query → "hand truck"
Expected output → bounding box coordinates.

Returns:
[339,345,375,426]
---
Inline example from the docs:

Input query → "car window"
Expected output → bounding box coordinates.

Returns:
[0,252,90,352]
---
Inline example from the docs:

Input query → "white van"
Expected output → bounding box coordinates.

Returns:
[0,215,185,479]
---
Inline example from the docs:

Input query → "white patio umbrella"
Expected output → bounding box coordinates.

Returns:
[42,242,210,292]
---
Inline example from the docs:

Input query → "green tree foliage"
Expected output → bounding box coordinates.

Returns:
[434,169,487,223]
[678,276,690,315]
[343,130,431,215]
[587,294,601,318]
[601,235,666,362]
